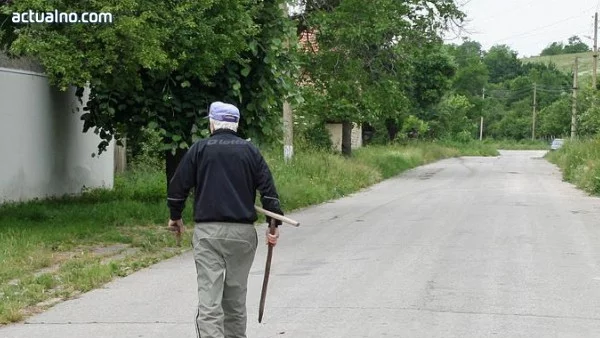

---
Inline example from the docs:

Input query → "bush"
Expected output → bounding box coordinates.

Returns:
[394,132,409,145]
[400,115,429,140]
[297,121,333,151]
[435,94,474,137]
[455,130,474,143]
[127,127,164,172]
[366,120,393,145]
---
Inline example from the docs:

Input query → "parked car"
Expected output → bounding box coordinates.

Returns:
[550,138,564,150]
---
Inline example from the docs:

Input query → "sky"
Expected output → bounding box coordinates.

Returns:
[445,0,600,57]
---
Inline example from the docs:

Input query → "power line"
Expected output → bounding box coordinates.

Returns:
[484,85,571,96]
[485,89,532,98]
[537,85,572,89]
[536,88,571,93]
[491,5,597,44]
[538,89,571,92]
[537,84,572,88]
[487,87,532,94]
[475,0,538,24]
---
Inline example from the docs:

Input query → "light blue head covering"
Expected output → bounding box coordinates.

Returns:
[208,101,240,122]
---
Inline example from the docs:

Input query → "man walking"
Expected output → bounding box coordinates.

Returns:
[166,101,284,338]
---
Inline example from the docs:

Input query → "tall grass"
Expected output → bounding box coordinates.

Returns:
[354,142,497,178]
[546,138,600,194]
[437,140,500,156]
[483,138,550,150]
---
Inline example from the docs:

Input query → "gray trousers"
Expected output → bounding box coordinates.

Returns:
[193,222,258,338]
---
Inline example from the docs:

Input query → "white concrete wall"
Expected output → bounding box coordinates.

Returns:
[0,67,114,203]
[351,123,363,148]
[325,123,363,152]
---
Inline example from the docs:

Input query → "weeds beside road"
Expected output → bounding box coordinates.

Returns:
[546,138,600,195]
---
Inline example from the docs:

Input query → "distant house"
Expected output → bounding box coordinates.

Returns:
[298,30,363,151]
[0,52,114,203]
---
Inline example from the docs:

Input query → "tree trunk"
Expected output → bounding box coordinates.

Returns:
[385,119,398,142]
[341,121,353,157]
[165,148,187,191]
[114,137,127,174]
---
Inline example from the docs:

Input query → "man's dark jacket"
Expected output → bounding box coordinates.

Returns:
[167,129,283,226]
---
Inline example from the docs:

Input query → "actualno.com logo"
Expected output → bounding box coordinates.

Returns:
[11,10,113,24]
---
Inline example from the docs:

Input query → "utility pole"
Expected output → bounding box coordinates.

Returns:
[480,88,485,141]
[281,3,293,162]
[532,83,537,140]
[572,57,579,139]
[594,12,598,89]
[283,101,293,162]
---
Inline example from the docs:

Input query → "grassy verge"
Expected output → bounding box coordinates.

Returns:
[545,138,600,194]
[0,142,497,324]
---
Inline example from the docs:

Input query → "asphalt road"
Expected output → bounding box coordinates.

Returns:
[2,150,600,338]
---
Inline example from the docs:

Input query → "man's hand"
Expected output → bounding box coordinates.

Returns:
[266,226,280,247]
[168,219,184,233]
[168,219,184,246]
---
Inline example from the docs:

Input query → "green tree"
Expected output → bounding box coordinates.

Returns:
[577,85,600,137]
[297,0,464,155]
[525,62,571,107]
[540,36,590,56]
[432,94,475,139]
[563,35,590,54]
[442,39,488,135]
[453,61,489,98]
[448,40,485,68]
[410,44,457,110]
[483,45,524,84]
[540,42,565,56]
[400,115,429,140]
[477,54,570,140]
[538,95,571,138]
[2,0,300,185]
[491,110,530,139]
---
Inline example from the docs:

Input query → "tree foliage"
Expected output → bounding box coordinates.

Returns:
[432,94,475,138]
[541,35,590,56]
[483,45,524,84]
[1,0,300,166]
[410,44,457,110]
[540,42,565,56]
[441,40,574,141]
[564,35,590,54]
[538,95,571,137]
[400,115,429,139]
[295,0,464,154]
[3,0,586,163]
[447,40,488,97]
